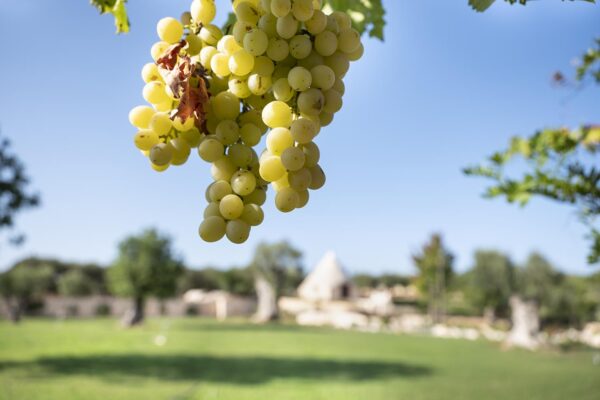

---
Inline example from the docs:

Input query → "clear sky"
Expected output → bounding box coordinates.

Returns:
[0,0,599,276]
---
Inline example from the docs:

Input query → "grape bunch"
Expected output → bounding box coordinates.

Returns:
[128,0,364,244]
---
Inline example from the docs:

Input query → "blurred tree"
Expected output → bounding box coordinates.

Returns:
[0,262,53,323]
[57,269,99,297]
[249,241,303,322]
[352,274,378,288]
[465,250,515,322]
[108,228,184,326]
[412,234,454,323]
[0,134,39,248]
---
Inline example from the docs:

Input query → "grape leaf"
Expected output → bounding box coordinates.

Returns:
[469,0,497,12]
[324,0,386,40]
[90,0,130,33]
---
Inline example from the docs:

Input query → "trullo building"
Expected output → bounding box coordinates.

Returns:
[297,251,353,302]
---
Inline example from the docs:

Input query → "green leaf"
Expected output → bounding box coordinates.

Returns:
[469,0,496,12]
[90,0,130,34]
[323,0,386,41]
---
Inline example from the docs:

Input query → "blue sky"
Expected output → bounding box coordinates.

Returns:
[0,0,599,275]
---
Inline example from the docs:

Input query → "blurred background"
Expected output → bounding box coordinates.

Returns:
[0,0,599,399]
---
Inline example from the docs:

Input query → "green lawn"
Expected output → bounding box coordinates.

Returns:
[0,318,598,400]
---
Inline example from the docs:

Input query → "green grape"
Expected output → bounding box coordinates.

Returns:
[259,155,286,182]
[191,0,217,25]
[272,64,292,80]
[331,11,352,31]
[231,170,257,195]
[210,53,232,77]
[143,81,169,105]
[181,11,192,25]
[262,101,293,128]
[252,55,275,76]
[150,143,173,166]
[323,89,343,113]
[200,46,218,71]
[211,157,237,181]
[220,194,245,219]
[288,168,312,191]
[313,0,322,8]
[216,120,240,145]
[308,164,326,189]
[218,35,242,55]
[266,127,294,155]
[289,35,312,59]
[272,78,294,101]
[173,116,195,131]
[205,184,213,202]
[310,65,335,90]
[234,0,260,7]
[226,219,251,243]
[347,42,364,62]
[275,187,299,212]
[271,0,291,17]
[302,141,320,167]
[149,112,173,135]
[266,38,289,62]
[296,189,309,208]
[151,162,169,172]
[305,9,327,35]
[258,14,278,37]
[281,146,306,171]
[141,63,162,83]
[240,109,267,131]
[338,28,361,54]
[243,29,269,56]
[209,180,233,201]
[319,111,334,126]
[276,14,298,39]
[326,14,340,34]
[134,130,160,151]
[232,20,252,44]
[228,76,252,98]
[243,187,267,205]
[229,49,255,76]
[153,99,174,112]
[170,138,192,165]
[297,88,324,116]
[314,30,338,57]
[246,93,274,110]
[200,24,223,45]
[199,137,225,162]
[292,0,314,21]
[185,33,203,56]
[241,204,264,226]
[199,216,226,242]
[129,105,155,129]
[260,0,271,12]
[212,92,240,120]
[228,143,254,167]
[288,66,312,91]
[150,41,170,61]
[240,123,262,146]
[247,74,272,95]
[325,51,350,78]
[180,128,202,147]
[298,51,325,70]
[204,202,222,218]
[235,1,260,25]
[272,174,289,191]
[332,78,345,95]
[290,117,318,143]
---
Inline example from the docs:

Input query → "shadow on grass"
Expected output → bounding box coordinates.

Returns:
[0,355,432,384]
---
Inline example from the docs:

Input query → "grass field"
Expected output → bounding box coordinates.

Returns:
[0,318,598,400]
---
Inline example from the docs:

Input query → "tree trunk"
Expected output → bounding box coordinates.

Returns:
[506,295,540,350]
[253,276,278,323]
[7,302,22,324]
[483,306,496,326]
[121,296,145,327]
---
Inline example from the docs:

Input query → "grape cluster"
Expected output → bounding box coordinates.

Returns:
[128,0,363,243]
